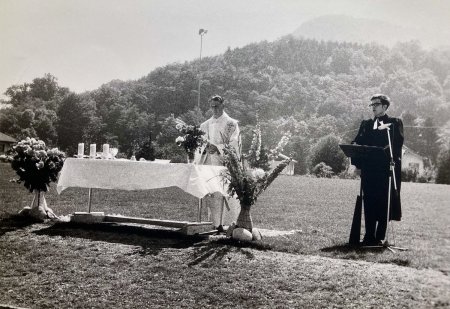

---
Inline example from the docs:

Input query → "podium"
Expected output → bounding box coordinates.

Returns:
[339,144,387,245]
[339,144,387,164]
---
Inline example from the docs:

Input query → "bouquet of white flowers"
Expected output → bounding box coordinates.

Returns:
[174,119,206,160]
[9,137,65,192]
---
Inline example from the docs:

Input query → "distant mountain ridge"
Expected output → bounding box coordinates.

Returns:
[293,15,449,48]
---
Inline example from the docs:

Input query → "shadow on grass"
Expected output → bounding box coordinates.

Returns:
[321,243,411,267]
[380,258,411,267]
[34,222,272,262]
[33,222,207,256]
[188,237,271,267]
[0,214,41,236]
[321,243,385,253]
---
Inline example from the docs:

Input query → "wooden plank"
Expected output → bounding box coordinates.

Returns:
[181,223,215,235]
[104,215,213,229]
[71,212,105,223]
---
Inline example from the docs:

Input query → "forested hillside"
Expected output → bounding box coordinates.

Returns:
[1,36,449,175]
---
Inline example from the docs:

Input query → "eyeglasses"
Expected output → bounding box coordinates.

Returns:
[370,103,382,107]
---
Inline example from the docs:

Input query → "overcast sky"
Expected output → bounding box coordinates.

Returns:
[1,0,449,98]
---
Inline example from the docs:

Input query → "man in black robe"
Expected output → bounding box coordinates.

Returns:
[352,94,404,245]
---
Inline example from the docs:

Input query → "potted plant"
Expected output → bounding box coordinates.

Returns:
[8,137,65,220]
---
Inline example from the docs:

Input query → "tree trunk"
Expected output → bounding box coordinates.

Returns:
[236,204,253,231]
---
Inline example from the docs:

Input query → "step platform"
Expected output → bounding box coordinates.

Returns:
[70,212,214,235]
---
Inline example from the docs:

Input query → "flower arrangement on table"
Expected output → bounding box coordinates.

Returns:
[221,143,291,231]
[175,118,206,162]
[7,137,65,219]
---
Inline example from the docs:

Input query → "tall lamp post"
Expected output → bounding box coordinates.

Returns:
[197,28,207,108]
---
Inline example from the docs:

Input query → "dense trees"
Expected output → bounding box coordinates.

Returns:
[1,37,449,177]
[436,150,450,184]
[308,134,347,174]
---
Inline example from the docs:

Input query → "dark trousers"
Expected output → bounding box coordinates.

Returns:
[361,168,390,241]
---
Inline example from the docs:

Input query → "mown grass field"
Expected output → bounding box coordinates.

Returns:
[0,162,449,308]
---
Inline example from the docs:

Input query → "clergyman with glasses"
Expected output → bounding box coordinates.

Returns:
[351,94,404,246]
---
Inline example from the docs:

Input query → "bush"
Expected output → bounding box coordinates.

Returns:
[154,143,186,163]
[337,168,360,179]
[135,138,156,161]
[416,175,429,183]
[312,162,334,178]
[401,167,435,183]
[402,169,418,182]
[308,134,347,174]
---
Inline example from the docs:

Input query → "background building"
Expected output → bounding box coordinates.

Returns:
[402,145,424,174]
[0,132,15,155]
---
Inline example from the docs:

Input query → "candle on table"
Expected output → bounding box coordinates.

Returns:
[77,143,84,158]
[89,144,96,158]
[103,144,110,159]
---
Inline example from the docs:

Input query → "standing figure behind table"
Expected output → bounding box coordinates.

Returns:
[351,94,404,246]
[195,95,241,229]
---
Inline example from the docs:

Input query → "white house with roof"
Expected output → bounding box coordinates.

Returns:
[269,160,296,175]
[402,145,424,174]
[0,132,16,154]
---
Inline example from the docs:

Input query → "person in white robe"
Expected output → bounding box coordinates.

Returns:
[194,95,241,228]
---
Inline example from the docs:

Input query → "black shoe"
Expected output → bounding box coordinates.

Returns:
[361,238,378,246]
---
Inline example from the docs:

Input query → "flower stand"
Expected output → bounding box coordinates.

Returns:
[19,190,58,221]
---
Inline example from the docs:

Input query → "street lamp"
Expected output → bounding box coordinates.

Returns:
[197,28,207,108]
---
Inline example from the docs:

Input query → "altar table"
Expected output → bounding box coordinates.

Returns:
[57,158,228,222]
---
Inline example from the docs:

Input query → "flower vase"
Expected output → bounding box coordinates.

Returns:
[236,204,253,231]
[187,152,195,164]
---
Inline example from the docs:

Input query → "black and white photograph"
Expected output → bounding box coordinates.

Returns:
[1,0,449,308]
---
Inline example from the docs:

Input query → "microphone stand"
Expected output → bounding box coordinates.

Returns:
[365,124,408,252]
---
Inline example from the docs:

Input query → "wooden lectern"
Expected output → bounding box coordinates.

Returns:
[339,144,386,245]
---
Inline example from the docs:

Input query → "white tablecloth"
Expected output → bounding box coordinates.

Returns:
[57,158,228,198]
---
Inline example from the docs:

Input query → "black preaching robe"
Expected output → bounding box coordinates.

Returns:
[352,114,404,221]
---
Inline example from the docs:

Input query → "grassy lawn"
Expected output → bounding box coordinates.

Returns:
[1,162,449,308]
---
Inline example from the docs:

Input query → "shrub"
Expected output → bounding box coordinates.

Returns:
[308,134,347,174]
[154,143,186,163]
[401,169,418,182]
[312,162,334,178]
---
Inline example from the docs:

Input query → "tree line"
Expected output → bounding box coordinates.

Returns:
[1,36,449,182]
